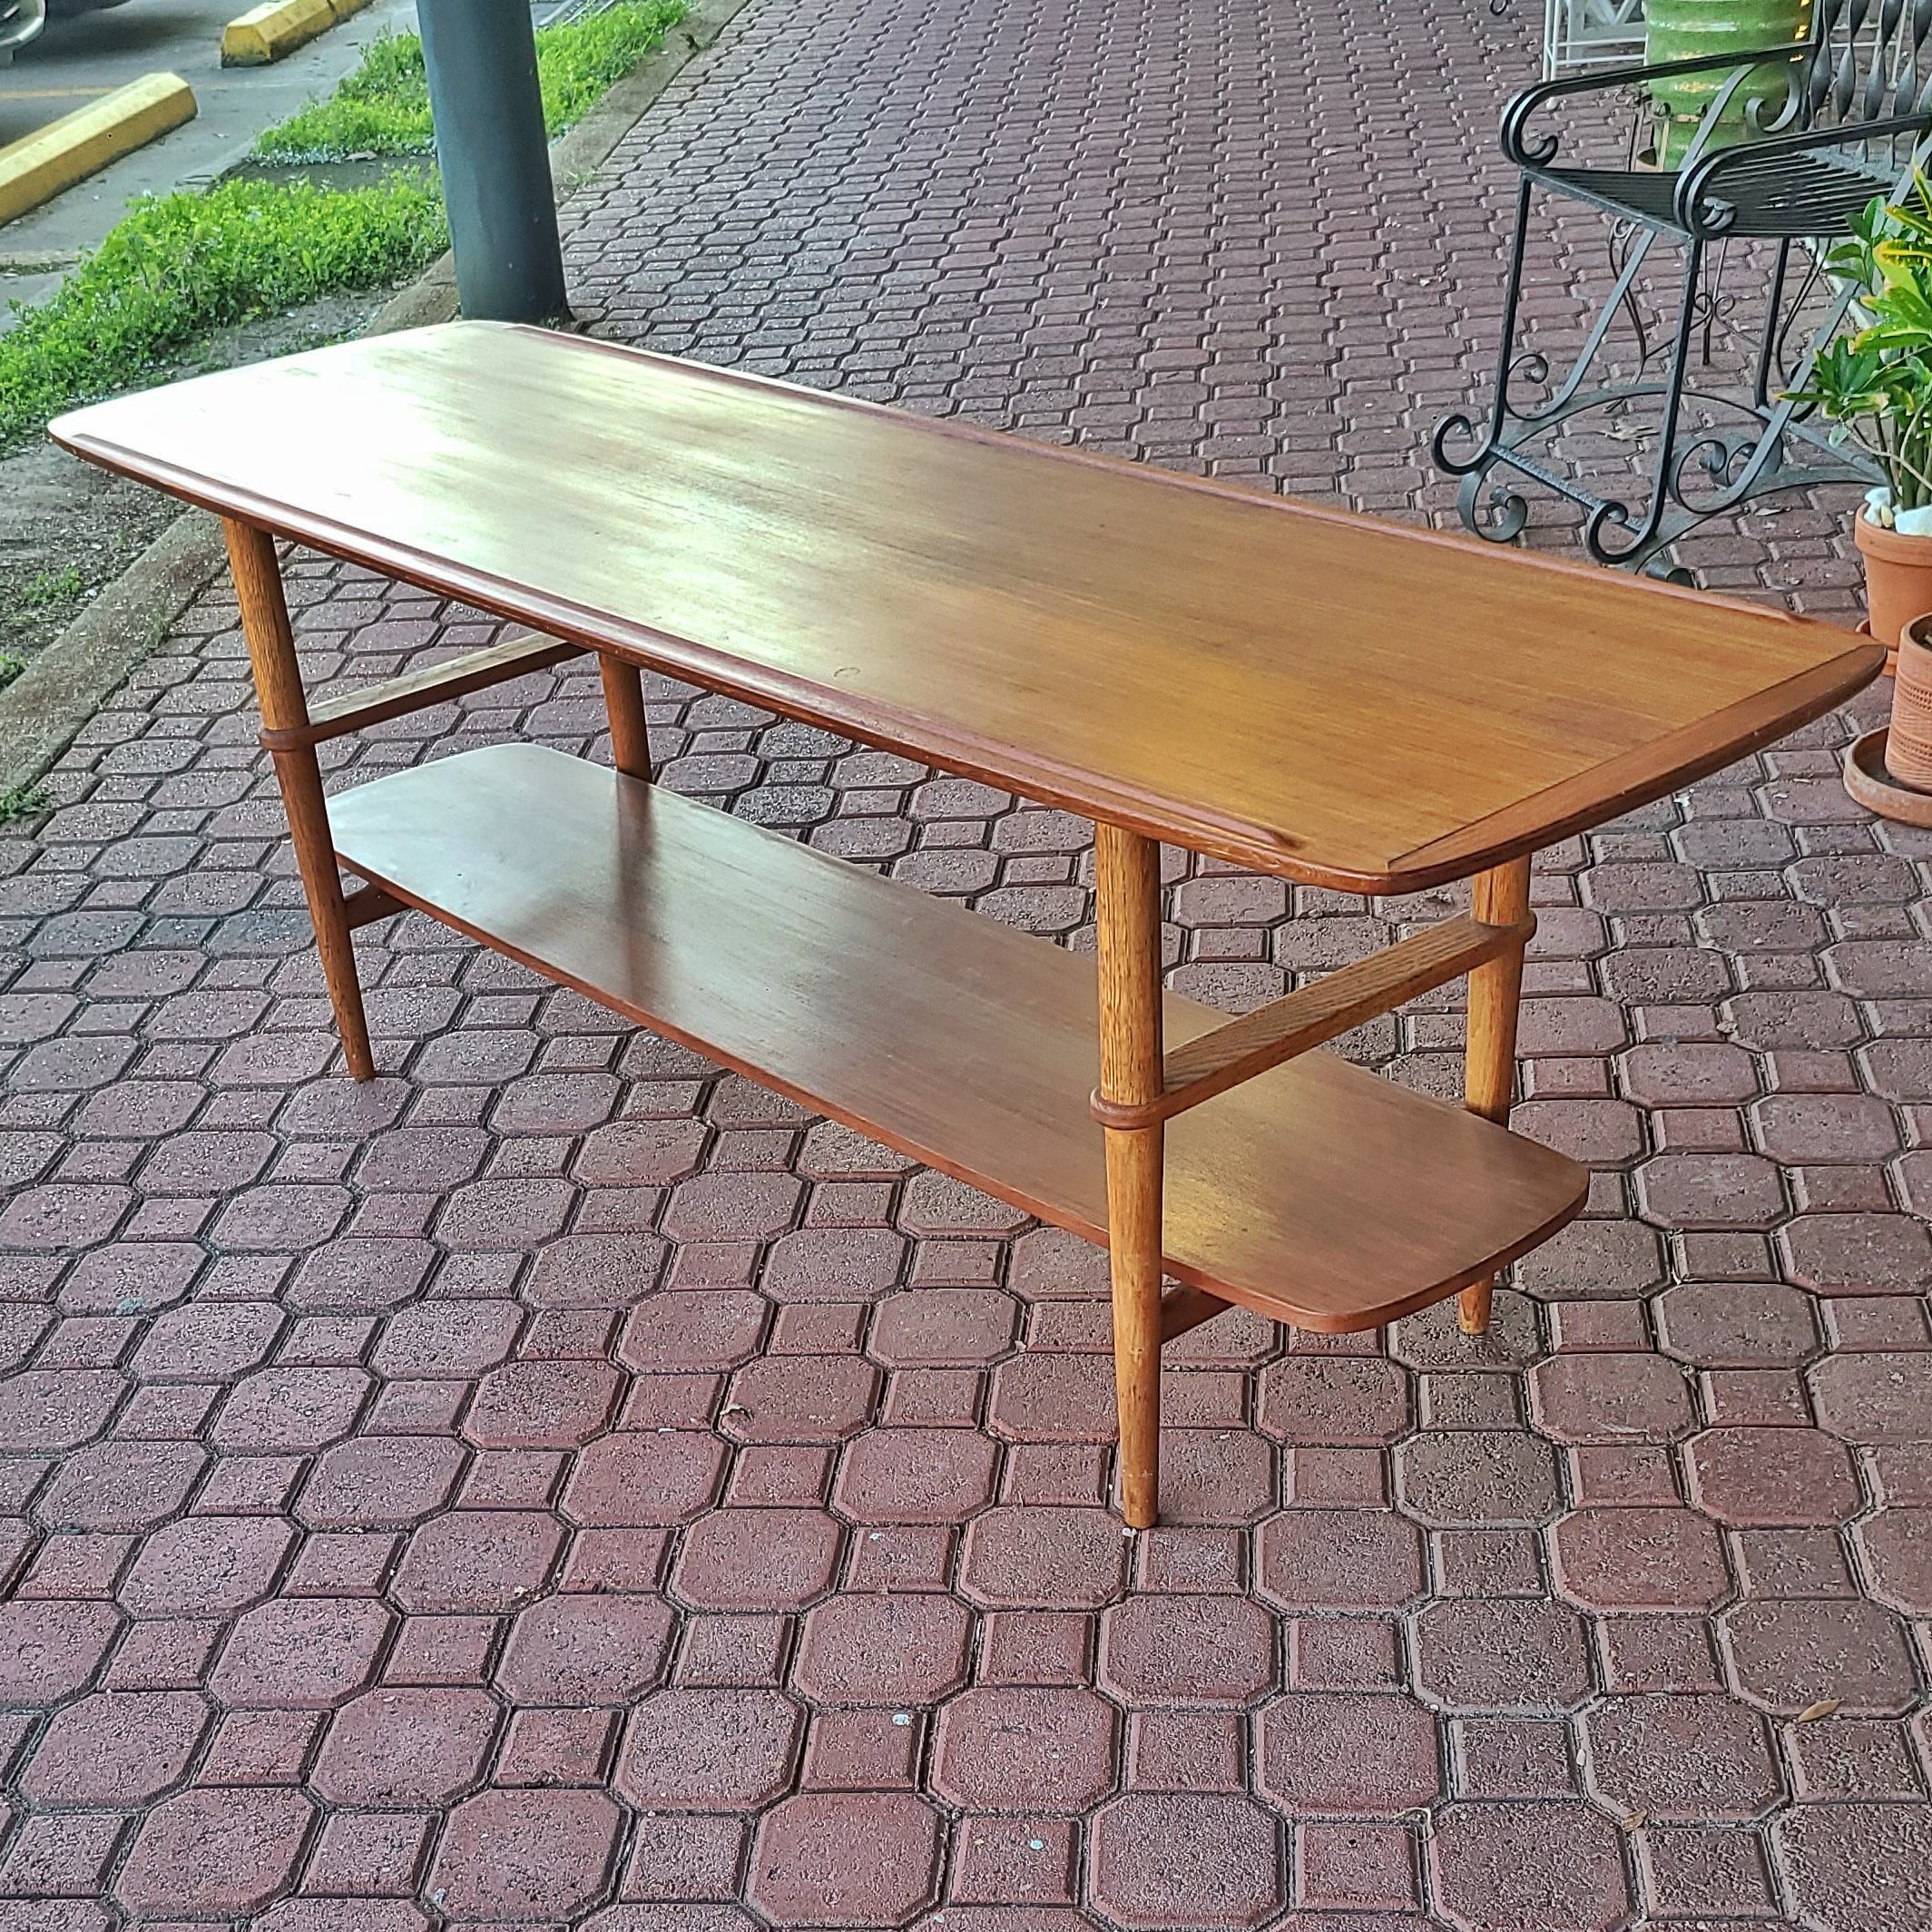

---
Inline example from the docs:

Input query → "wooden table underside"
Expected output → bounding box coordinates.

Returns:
[51,325,1885,1524]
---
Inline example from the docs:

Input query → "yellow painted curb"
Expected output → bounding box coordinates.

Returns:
[0,73,197,228]
[221,0,368,67]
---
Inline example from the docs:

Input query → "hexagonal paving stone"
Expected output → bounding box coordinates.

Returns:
[20,1691,209,1805]
[616,1289,767,1371]
[1430,1801,1629,1932]
[1776,1801,1932,1932]
[1780,1216,1932,1296]
[988,1349,1117,1442]
[1527,1353,1695,1444]
[1151,1430,1277,1526]
[561,1430,728,1526]
[617,1689,803,1809]
[524,1231,667,1307]
[1719,1599,1918,1716]
[427,1789,623,1920]
[208,1597,393,1708]
[1412,1599,1594,1714]
[114,1788,314,1917]
[1809,1351,1932,1442]
[1633,1154,1786,1231]
[1389,1291,1541,1369]
[868,1287,1018,1366]
[760,1226,907,1302]
[369,1299,521,1378]
[790,1591,974,1704]
[1550,1506,1730,1611]
[1256,1508,1425,1611]
[748,1791,942,1927]
[389,1509,564,1613]
[495,1592,676,1703]
[662,1171,802,1241]
[1394,1429,1563,1526]
[1086,1792,1283,1929]
[1580,1695,1779,1820]
[1853,1507,1932,1614]
[0,1599,120,1705]
[462,1359,622,1448]
[0,1369,124,1452]
[933,1685,1118,1812]
[1652,1280,1820,1368]
[211,1367,370,1454]
[34,1439,205,1532]
[1255,1356,1412,1445]
[118,1515,295,1618]
[831,1426,999,1523]
[959,1505,1125,1609]
[132,1301,283,1378]
[309,1689,500,1804]
[671,1507,843,1611]
[1255,1692,1439,1813]
[1098,1594,1276,1706]
[296,1434,466,1531]
[1684,1427,1862,1527]
[721,1352,879,1443]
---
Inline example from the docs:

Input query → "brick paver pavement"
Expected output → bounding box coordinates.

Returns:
[3,0,1930,1927]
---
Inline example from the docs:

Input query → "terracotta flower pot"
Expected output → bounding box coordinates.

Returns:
[1888,614,1932,790]
[1856,510,1932,666]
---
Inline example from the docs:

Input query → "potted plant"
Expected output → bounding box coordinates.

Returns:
[1794,177,1932,663]
[1644,0,1811,165]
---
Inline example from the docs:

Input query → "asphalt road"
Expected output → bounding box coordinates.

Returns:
[0,0,420,316]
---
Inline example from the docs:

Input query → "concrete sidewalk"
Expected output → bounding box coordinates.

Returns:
[0,0,1926,1927]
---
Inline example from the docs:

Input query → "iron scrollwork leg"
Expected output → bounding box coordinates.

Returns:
[1432,177,1539,544]
[1583,235,1705,567]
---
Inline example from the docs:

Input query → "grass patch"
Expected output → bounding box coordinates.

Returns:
[1,0,683,448]
[0,174,447,448]
[0,782,51,824]
[0,652,25,691]
[256,0,690,162]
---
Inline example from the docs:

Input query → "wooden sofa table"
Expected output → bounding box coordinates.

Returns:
[53,322,1882,1526]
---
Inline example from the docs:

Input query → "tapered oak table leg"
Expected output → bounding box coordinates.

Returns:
[1459,854,1533,1334]
[1094,822,1166,1528]
[600,653,653,780]
[224,518,376,1083]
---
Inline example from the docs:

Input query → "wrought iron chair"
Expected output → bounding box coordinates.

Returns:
[1435,0,1932,576]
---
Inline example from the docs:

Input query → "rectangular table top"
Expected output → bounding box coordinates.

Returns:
[52,321,1884,892]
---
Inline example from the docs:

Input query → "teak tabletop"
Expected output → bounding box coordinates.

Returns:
[51,324,1886,1525]
[53,321,1881,894]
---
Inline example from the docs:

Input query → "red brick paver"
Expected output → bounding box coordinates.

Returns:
[3,0,1930,1927]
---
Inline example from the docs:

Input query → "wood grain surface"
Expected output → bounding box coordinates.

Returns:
[53,323,1884,893]
[327,744,1587,1332]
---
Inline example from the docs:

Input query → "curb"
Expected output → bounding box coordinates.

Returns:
[221,0,370,69]
[0,73,196,227]
[0,0,749,803]
[0,512,225,797]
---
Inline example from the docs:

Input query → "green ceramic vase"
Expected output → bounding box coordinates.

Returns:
[1645,0,1811,166]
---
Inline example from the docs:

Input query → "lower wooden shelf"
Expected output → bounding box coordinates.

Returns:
[329,745,1586,1333]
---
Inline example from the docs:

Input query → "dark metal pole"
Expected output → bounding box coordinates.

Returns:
[416,0,569,322]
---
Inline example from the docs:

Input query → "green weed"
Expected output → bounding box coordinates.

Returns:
[17,565,82,612]
[256,0,689,162]
[0,782,51,824]
[0,174,448,448]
